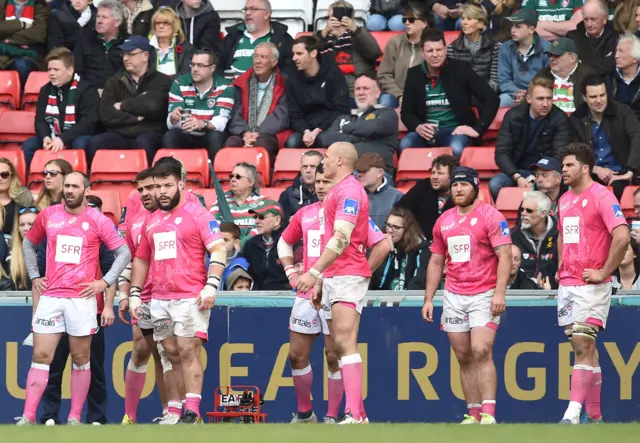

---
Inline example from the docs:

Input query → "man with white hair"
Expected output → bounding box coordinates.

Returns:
[511,190,559,288]
[613,33,640,121]
[226,41,289,162]
[218,0,294,77]
[567,0,617,77]
[531,157,565,217]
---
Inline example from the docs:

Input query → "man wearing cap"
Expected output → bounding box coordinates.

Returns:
[539,37,594,114]
[87,35,172,166]
[355,152,403,230]
[243,200,290,291]
[491,75,571,201]
[521,0,584,41]
[531,156,566,217]
[498,10,551,108]
[423,166,512,424]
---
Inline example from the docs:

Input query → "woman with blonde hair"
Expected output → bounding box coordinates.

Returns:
[149,7,195,77]
[34,159,73,210]
[9,207,39,290]
[0,158,34,237]
[477,0,518,43]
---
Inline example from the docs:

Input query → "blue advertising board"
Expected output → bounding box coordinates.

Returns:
[0,305,639,423]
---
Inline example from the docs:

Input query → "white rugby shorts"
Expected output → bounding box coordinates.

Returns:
[557,283,612,329]
[289,296,329,335]
[323,275,368,315]
[150,298,211,342]
[441,289,500,333]
[32,296,98,337]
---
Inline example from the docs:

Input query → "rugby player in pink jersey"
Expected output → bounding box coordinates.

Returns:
[118,168,184,425]
[296,142,373,425]
[17,172,131,425]
[422,166,512,425]
[278,164,391,424]
[556,143,629,424]
[129,161,226,424]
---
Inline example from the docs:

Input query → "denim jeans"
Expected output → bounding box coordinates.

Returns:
[489,169,532,201]
[22,135,92,172]
[399,127,470,158]
[378,93,399,108]
[9,57,34,88]
[366,14,405,31]
[434,16,462,31]
[500,93,515,107]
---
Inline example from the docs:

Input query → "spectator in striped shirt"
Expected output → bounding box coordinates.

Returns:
[163,49,235,161]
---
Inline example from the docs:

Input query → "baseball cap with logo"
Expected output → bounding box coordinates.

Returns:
[546,37,578,56]
[119,35,152,53]
[506,9,538,27]
[530,157,562,173]
[355,152,386,172]
[248,199,284,218]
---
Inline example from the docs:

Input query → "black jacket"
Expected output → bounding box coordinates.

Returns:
[570,100,640,180]
[509,270,539,290]
[48,2,97,51]
[128,1,155,37]
[371,240,430,290]
[401,59,499,136]
[495,104,571,177]
[34,75,99,145]
[74,28,129,89]
[567,22,617,77]
[175,0,221,53]
[286,53,351,133]
[511,216,559,285]
[610,72,640,121]
[323,106,399,173]
[278,174,318,223]
[395,179,454,241]
[243,227,290,291]
[218,21,294,75]
[99,66,172,137]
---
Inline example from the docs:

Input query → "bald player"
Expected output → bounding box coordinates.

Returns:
[297,142,372,425]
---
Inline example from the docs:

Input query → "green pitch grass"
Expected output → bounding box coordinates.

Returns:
[2,423,640,443]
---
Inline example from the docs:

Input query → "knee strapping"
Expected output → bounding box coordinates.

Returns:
[572,324,598,340]
[72,362,90,371]
[157,343,173,373]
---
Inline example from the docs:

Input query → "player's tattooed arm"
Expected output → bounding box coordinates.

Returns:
[493,244,509,252]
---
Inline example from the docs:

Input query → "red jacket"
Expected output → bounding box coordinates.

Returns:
[232,68,286,122]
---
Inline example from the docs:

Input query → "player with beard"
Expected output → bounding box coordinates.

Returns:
[118,168,184,425]
[129,161,226,424]
[278,165,391,424]
[556,143,629,424]
[17,172,130,425]
[422,166,512,425]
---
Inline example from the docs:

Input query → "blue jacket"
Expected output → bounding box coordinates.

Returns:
[498,36,551,95]
[221,255,250,290]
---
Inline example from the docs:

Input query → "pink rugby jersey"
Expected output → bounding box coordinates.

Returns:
[136,200,223,300]
[321,175,371,278]
[558,182,628,286]
[120,190,201,234]
[431,202,512,295]
[26,205,125,298]
[282,202,385,298]
[126,208,153,303]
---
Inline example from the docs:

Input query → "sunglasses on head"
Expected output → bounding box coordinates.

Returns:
[19,207,38,214]
[43,170,62,177]
[402,17,418,24]
[519,207,535,214]
[0,171,11,179]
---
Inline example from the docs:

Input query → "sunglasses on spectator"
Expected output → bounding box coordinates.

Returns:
[43,170,62,177]
[0,171,10,179]
[402,17,418,24]
[519,207,535,214]
[253,213,273,220]
[229,173,247,180]
[19,207,38,214]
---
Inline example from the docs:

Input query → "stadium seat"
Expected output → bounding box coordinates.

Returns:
[620,185,639,217]
[193,188,219,210]
[460,146,499,180]
[444,31,461,46]
[88,189,122,225]
[276,129,294,150]
[214,147,271,186]
[0,70,20,110]
[396,108,407,138]
[0,110,36,145]
[261,187,284,201]
[153,149,210,188]
[496,186,531,224]
[272,148,327,188]
[483,107,509,141]
[395,147,453,190]
[371,31,402,55]
[0,148,26,184]
[90,150,148,205]
[478,183,493,205]
[315,0,369,29]
[28,150,88,189]
[295,32,313,38]
[22,72,49,111]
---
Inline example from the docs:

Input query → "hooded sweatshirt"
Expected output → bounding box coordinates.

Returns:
[174,0,221,52]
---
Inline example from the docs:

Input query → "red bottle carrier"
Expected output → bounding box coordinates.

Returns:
[206,385,267,424]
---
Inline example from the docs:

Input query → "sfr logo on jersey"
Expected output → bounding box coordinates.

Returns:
[447,235,471,263]
[563,216,580,244]
[153,231,177,260]
[55,235,83,264]
[307,230,321,258]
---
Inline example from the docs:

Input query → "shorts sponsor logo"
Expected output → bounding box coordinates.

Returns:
[558,305,572,317]
[34,317,58,327]
[342,199,359,215]
[291,317,313,328]
[443,316,465,325]
[154,320,172,333]
[136,307,151,320]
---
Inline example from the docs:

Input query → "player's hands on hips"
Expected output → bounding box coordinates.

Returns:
[197,285,216,310]
[32,277,47,296]
[118,298,131,325]
[296,272,317,294]
[310,281,323,310]
[79,279,108,298]
[421,300,434,322]
[490,292,506,317]
[101,306,115,327]
[582,268,606,284]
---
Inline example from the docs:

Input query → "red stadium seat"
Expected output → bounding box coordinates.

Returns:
[0,148,26,184]
[88,189,122,225]
[460,146,499,180]
[214,147,271,186]
[0,110,36,144]
[153,149,209,187]
[620,185,639,218]
[0,71,20,110]
[371,31,403,55]
[295,32,313,38]
[496,186,532,224]
[483,107,509,141]
[22,72,49,111]
[261,187,284,201]
[90,150,148,205]
[444,31,460,46]
[276,129,294,150]
[272,148,327,188]
[395,147,453,190]
[192,188,218,210]
[28,150,88,189]
[478,183,493,206]
[396,108,407,138]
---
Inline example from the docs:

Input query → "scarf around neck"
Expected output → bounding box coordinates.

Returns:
[6,0,35,25]
[45,73,80,138]
[322,30,354,75]
[248,73,275,132]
